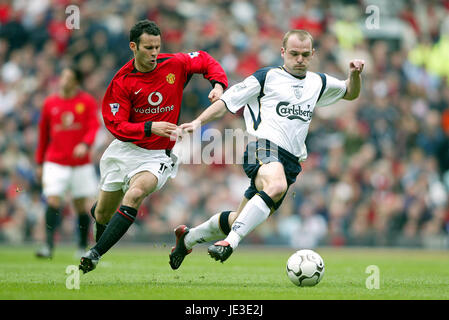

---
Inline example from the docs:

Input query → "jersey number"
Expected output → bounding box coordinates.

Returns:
[158,163,167,174]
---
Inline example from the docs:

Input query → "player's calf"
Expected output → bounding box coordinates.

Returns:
[90,202,108,242]
[89,202,97,220]
[87,205,138,262]
[214,191,275,258]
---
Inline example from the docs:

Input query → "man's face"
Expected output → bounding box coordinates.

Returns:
[130,33,161,71]
[59,68,78,91]
[281,35,314,77]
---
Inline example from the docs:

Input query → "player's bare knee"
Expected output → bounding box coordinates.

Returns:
[264,180,287,202]
[124,187,148,208]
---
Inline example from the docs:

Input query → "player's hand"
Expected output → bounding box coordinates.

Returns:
[73,143,89,158]
[349,59,365,75]
[151,121,178,139]
[208,84,224,103]
[180,119,201,133]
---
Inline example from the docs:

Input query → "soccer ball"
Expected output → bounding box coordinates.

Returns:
[286,249,325,287]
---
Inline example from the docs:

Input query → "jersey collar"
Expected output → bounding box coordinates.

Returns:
[131,59,158,74]
[281,66,306,80]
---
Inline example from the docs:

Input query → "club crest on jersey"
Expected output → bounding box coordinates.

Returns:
[75,102,85,114]
[292,85,303,99]
[110,103,120,116]
[276,101,313,122]
[166,73,175,84]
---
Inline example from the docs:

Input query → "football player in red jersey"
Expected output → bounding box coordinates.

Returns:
[35,66,100,259]
[79,20,228,273]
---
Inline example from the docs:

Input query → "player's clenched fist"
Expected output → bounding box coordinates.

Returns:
[349,59,365,74]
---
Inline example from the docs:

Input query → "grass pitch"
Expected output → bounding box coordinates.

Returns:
[0,244,448,300]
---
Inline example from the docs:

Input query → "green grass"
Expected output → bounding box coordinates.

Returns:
[0,244,448,300]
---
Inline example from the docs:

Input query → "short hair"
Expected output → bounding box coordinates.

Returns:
[282,30,314,49]
[130,20,161,47]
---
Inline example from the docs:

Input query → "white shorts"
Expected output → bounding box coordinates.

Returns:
[99,139,179,193]
[42,162,98,198]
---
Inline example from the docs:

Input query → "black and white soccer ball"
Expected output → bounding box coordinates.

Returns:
[286,249,325,287]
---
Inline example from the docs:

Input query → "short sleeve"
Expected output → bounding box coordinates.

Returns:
[221,75,261,114]
[316,73,347,107]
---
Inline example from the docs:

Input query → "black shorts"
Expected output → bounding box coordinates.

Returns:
[242,139,302,210]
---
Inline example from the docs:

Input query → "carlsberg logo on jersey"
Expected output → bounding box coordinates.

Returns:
[276,101,313,122]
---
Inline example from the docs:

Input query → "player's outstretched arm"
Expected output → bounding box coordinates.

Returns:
[343,59,365,100]
[180,99,227,133]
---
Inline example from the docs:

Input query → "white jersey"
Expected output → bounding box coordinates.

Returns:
[221,67,347,161]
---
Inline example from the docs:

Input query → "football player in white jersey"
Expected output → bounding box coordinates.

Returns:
[169,30,364,269]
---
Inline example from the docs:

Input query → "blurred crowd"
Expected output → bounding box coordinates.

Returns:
[1,0,449,249]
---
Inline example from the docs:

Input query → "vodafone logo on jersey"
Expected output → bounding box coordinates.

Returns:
[134,91,174,114]
[134,105,174,114]
[147,92,163,106]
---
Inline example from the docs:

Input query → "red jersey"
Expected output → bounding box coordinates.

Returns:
[101,51,228,150]
[35,91,100,166]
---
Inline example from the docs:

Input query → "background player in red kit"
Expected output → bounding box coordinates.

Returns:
[79,20,228,273]
[35,67,100,259]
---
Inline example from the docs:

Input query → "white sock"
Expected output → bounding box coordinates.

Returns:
[184,213,226,250]
[225,195,270,249]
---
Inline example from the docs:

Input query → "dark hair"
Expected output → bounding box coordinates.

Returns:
[67,66,83,84]
[130,20,161,47]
